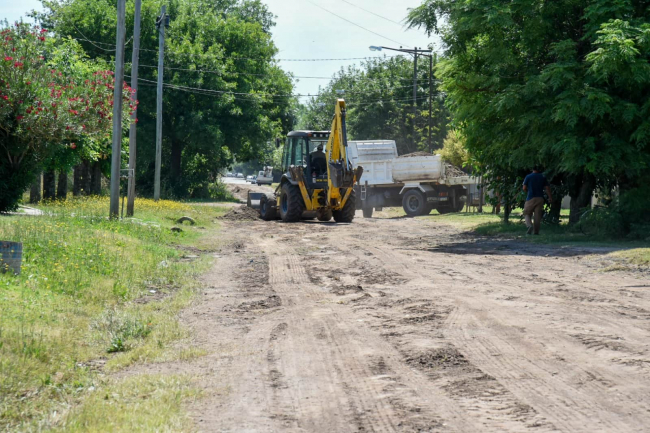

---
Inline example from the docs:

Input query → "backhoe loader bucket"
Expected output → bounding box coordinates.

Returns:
[247,191,264,210]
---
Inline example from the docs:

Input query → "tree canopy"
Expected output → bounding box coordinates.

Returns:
[36,0,295,198]
[0,23,131,211]
[408,0,650,224]
[298,56,448,155]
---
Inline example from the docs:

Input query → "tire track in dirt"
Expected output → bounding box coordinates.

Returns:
[347,225,650,432]
[265,246,427,432]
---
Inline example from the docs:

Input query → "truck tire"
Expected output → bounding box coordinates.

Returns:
[333,189,356,223]
[362,207,373,218]
[260,194,278,221]
[279,183,304,222]
[317,209,332,221]
[402,189,428,217]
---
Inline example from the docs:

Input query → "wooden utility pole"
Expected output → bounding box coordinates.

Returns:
[109,0,127,218]
[154,5,166,201]
[126,0,142,216]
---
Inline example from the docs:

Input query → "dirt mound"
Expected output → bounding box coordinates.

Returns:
[444,163,467,177]
[218,205,259,221]
[398,151,433,158]
[237,295,282,311]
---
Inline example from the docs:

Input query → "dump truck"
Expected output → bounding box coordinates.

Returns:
[348,140,476,217]
[256,166,273,186]
[247,99,363,222]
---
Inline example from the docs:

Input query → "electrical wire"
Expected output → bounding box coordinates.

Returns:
[339,0,410,29]
[133,76,430,108]
[303,0,409,47]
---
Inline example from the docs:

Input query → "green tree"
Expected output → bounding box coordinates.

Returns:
[439,129,468,168]
[408,0,650,224]
[0,23,131,211]
[36,0,295,198]
[298,56,448,155]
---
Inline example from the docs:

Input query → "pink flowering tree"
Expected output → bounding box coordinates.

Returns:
[0,23,134,211]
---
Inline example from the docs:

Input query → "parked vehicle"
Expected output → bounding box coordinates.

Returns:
[246,175,255,183]
[236,173,244,178]
[256,166,273,186]
[347,140,475,218]
[226,172,233,177]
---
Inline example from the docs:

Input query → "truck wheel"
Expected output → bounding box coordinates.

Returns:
[402,189,428,217]
[333,189,356,223]
[260,194,278,221]
[317,209,332,221]
[279,183,304,222]
[362,207,373,218]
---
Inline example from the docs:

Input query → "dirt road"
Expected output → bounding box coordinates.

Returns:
[138,189,650,432]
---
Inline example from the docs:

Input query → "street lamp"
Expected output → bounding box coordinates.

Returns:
[369,45,435,152]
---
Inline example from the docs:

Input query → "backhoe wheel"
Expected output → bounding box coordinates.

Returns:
[259,194,278,221]
[402,189,428,217]
[362,207,373,218]
[333,189,356,223]
[279,183,304,222]
[317,209,332,222]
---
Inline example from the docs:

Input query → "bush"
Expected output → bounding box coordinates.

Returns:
[207,181,236,201]
[576,206,625,237]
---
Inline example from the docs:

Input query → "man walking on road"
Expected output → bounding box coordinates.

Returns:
[522,167,553,235]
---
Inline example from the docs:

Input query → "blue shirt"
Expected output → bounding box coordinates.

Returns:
[523,172,549,201]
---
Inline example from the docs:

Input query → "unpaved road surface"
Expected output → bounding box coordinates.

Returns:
[140,191,650,432]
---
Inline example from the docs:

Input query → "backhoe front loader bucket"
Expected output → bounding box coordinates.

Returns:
[247,191,264,210]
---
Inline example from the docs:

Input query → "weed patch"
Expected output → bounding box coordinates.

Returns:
[0,196,227,430]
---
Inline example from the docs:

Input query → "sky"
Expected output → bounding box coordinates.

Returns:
[0,0,439,98]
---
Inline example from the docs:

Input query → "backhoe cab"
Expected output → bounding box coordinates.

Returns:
[259,99,363,222]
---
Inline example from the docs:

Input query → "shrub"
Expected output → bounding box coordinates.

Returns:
[0,23,133,212]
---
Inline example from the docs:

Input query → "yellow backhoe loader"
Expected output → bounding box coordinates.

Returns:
[249,99,363,222]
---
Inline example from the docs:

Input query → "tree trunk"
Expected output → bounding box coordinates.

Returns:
[81,160,92,195]
[90,161,102,195]
[569,176,595,224]
[549,192,562,222]
[43,170,56,200]
[73,164,82,196]
[56,170,68,200]
[29,173,42,204]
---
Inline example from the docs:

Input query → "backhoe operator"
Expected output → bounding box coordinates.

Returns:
[310,143,327,176]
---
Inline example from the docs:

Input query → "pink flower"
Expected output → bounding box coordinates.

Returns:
[16,115,23,120]
[13,62,23,67]
[70,143,76,149]
[3,56,12,61]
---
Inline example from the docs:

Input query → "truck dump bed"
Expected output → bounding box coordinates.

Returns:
[392,154,443,182]
[348,141,474,186]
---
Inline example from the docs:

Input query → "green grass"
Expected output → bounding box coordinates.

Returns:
[57,374,199,432]
[0,196,227,431]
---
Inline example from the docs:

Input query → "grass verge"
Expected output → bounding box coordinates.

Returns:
[0,196,227,431]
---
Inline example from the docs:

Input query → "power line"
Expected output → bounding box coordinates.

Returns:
[135,64,422,87]
[340,0,411,29]
[132,75,430,107]
[304,0,409,47]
